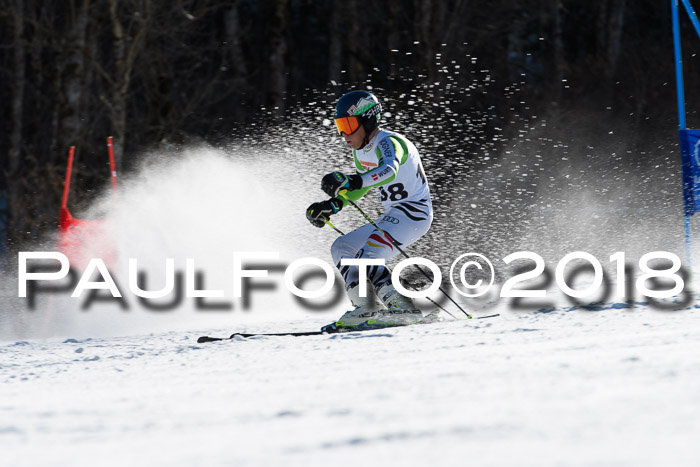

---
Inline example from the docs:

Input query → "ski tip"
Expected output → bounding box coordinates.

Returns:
[197,336,225,343]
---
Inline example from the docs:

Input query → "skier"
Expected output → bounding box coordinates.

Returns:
[306,90,433,330]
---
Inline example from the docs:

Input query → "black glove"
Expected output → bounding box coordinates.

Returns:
[306,198,343,228]
[321,172,362,198]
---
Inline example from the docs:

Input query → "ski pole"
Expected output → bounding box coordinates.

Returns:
[322,215,344,235]
[338,193,470,319]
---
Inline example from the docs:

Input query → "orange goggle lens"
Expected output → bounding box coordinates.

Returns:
[334,116,360,135]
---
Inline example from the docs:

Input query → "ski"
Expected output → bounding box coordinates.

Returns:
[474,313,500,319]
[197,330,327,342]
[196,313,499,343]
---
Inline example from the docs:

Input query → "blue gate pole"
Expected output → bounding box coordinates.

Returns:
[672,0,693,267]
[681,0,700,39]
[673,0,686,130]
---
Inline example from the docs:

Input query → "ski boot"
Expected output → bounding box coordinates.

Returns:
[371,282,424,326]
[321,284,385,332]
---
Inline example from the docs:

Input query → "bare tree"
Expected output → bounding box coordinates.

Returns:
[345,0,365,85]
[6,0,26,241]
[596,0,627,96]
[268,0,288,121]
[105,0,150,171]
[387,4,401,85]
[328,0,343,85]
[550,0,566,103]
[225,3,251,122]
[56,0,90,163]
[605,0,627,85]
[414,0,434,82]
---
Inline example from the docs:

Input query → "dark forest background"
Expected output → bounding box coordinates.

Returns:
[1,0,699,256]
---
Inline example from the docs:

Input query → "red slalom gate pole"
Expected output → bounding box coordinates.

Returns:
[107,136,118,194]
[61,146,75,211]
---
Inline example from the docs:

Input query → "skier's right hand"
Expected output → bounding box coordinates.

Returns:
[306,198,343,228]
[321,172,362,198]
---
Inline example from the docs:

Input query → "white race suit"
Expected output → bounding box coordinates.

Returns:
[330,129,433,291]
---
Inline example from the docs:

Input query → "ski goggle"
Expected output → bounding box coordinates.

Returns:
[334,116,360,135]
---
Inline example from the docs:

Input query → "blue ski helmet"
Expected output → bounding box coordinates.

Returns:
[334,90,382,137]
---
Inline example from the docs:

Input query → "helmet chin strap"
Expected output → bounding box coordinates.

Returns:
[358,136,369,150]
[357,124,377,150]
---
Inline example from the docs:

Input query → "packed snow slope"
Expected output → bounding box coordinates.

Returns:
[2,305,699,467]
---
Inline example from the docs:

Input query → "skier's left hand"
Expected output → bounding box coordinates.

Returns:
[306,198,343,228]
[321,172,362,198]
